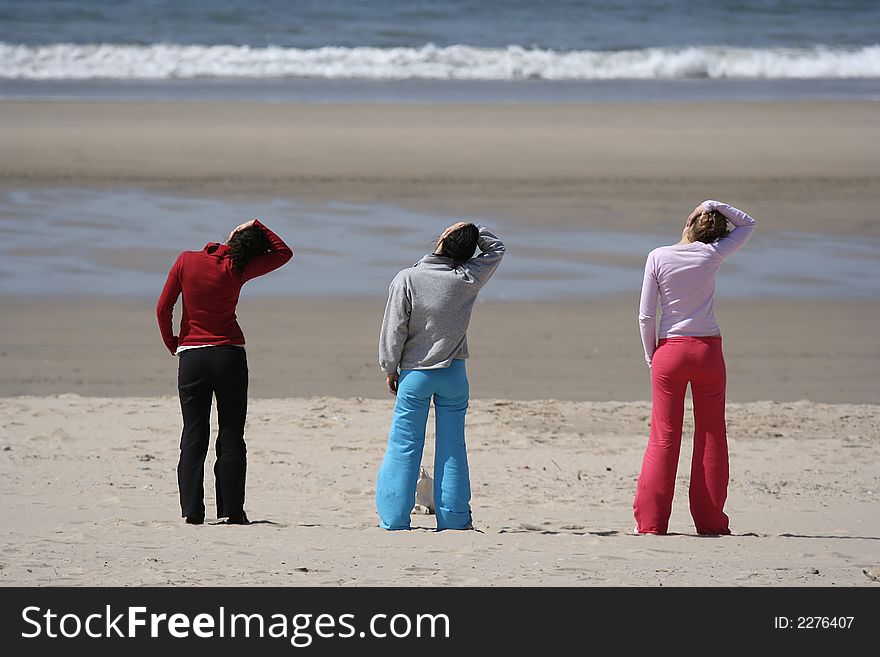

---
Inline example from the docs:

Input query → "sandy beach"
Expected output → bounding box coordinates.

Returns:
[1,394,877,586]
[1,97,878,587]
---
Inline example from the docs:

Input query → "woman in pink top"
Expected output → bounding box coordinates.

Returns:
[634,200,756,535]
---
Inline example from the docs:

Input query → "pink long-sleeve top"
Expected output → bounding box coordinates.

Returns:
[638,200,757,367]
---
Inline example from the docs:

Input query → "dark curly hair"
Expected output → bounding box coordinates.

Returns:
[439,223,479,265]
[691,210,730,244]
[227,226,270,275]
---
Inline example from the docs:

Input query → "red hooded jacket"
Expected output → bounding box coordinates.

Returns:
[156,220,292,354]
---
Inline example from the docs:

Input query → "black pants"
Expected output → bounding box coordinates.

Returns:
[177,346,248,519]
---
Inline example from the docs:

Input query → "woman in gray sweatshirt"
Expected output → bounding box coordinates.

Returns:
[376,222,505,530]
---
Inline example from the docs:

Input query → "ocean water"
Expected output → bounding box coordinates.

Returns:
[3,0,878,50]
[0,0,877,99]
[1,188,877,300]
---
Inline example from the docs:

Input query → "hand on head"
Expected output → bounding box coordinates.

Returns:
[685,204,705,228]
[682,204,709,242]
[435,221,468,254]
[683,202,730,244]
[227,219,257,243]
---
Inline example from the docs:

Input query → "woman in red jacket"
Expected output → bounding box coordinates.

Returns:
[156,219,292,525]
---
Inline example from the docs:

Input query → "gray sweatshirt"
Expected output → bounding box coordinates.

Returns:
[378,226,506,373]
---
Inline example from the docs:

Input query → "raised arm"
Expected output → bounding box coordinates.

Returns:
[241,219,293,282]
[156,254,183,355]
[466,225,506,287]
[378,273,412,375]
[638,252,659,368]
[703,200,756,258]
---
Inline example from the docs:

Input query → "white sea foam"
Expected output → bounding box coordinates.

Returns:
[1,43,879,80]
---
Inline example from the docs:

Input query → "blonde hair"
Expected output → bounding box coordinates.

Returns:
[690,210,730,244]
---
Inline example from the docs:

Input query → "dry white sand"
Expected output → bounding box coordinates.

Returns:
[1,395,877,586]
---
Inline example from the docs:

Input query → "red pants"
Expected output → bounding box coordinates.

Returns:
[634,336,731,535]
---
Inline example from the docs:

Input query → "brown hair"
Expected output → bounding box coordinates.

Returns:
[690,210,730,244]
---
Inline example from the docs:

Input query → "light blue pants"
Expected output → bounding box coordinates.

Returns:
[376,358,472,530]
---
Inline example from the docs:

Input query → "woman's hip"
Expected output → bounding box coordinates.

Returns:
[178,345,248,385]
[653,336,725,376]
[399,359,469,398]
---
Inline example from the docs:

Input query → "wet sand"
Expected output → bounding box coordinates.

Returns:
[0,101,877,401]
[1,100,879,235]
[1,296,877,403]
[3,187,878,299]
